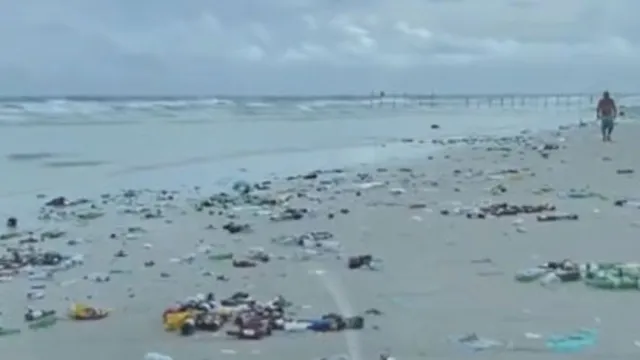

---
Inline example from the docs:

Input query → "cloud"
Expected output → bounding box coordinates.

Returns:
[1,0,639,95]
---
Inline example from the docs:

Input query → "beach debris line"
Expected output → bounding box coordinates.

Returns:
[440,202,556,218]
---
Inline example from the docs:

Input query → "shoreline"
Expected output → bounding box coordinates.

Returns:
[3,119,640,359]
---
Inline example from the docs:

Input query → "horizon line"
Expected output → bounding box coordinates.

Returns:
[0,91,637,101]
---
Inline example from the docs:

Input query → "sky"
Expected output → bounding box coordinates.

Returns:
[1,0,639,95]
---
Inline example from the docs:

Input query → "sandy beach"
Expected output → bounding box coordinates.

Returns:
[2,113,640,360]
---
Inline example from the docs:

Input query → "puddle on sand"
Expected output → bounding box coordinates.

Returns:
[6,152,57,161]
[43,160,108,168]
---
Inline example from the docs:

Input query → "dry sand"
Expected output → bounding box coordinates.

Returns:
[2,120,640,360]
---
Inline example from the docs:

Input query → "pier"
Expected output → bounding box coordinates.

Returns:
[367,92,638,109]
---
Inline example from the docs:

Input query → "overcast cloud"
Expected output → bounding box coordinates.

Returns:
[0,0,638,95]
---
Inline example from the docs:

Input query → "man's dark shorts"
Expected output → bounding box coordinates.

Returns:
[601,116,615,133]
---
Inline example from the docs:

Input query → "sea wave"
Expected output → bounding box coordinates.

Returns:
[0,93,636,126]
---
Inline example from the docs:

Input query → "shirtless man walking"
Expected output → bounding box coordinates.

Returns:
[596,91,617,142]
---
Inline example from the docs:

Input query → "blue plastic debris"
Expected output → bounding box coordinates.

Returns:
[545,329,597,353]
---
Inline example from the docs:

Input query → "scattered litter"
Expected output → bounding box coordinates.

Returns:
[0,126,634,358]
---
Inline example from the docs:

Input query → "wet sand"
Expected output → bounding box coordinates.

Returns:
[3,120,640,360]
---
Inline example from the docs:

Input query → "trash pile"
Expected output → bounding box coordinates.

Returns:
[37,195,106,222]
[0,248,84,282]
[194,183,280,212]
[515,260,581,285]
[515,260,640,289]
[583,263,640,290]
[0,248,82,269]
[162,292,364,339]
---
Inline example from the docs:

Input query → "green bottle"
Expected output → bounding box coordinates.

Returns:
[208,253,234,261]
[28,315,58,330]
[0,327,21,336]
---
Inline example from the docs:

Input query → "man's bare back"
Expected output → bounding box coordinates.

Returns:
[598,98,616,117]
[596,91,617,142]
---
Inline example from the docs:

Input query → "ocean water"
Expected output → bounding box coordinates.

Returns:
[0,94,637,220]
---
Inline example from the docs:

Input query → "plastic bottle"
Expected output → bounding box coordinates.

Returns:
[144,352,174,360]
[25,309,43,321]
[283,321,310,332]
[28,314,57,330]
[540,272,561,287]
[86,273,110,282]
[368,258,384,271]
[180,318,196,336]
[318,240,341,253]
[27,291,45,300]
[619,263,640,277]
[55,254,84,271]
[0,327,21,336]
[307,319,333,332]
[28,271,53,281]
[515,267,548,282]
[293,249,318,261]
[208,253,233,261]
[537,214,579,222]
